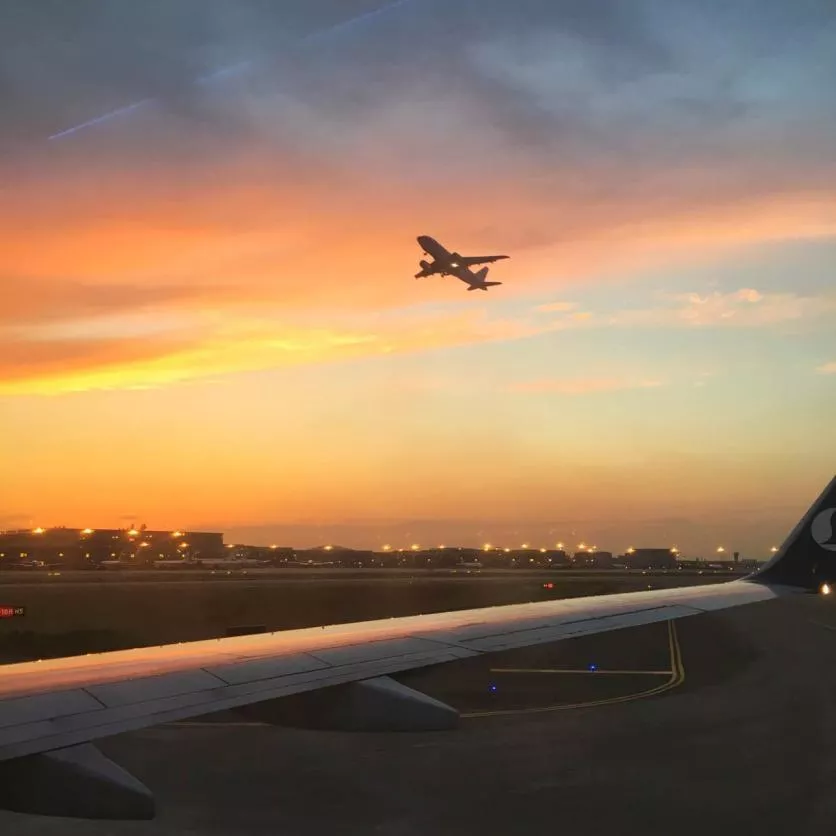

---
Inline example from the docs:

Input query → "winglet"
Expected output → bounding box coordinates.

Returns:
[750,475,836,591]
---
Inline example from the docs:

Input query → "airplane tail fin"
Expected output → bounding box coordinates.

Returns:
[750,475,836,591]
[466,267,502,291]
[466,282,503,291]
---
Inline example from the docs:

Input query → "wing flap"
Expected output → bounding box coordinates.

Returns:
[207,653,328,685]
[307,636,446,666]
[86,670,227,709]
[0,690,103,730]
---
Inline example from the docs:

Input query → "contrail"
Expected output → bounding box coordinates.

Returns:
[48,98,155,141]
[48,0,415,142]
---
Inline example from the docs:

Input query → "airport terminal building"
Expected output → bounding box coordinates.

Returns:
[624,548,678,569]
[0,527,225,569]
[0,529,736,572]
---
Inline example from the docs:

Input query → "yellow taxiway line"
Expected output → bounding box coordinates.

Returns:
[808,620,836,632]
[463,619,685,719]
[490,668,673,675]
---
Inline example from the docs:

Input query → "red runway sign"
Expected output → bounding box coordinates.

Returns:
[0,606,25,618]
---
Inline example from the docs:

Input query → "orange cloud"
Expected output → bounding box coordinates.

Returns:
[0,279,222,328]
[0,334,194,385]
[817,361,836,374]
[0,307,561,395]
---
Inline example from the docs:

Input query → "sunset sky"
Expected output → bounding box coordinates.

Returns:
[2,0,834,556]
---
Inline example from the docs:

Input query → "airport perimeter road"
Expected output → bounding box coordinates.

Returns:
[5,594,836,836]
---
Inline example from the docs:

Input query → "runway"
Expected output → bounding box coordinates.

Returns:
[4,593,836,835]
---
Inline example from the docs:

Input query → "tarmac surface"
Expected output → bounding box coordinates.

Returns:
[4,593,836,835]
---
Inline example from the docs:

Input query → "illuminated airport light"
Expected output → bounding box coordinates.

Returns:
[770,546,778,553]
[382,544,392,551]
[32,527,45,534]
[324,545,333,551]
[128,529,139,537]
[139,542,150,548]
[521,543,529,549]
[822,583,832,596]
[578,542,587,550]
[626,547,635,554]
[410,544,420,551]
[483,543,492,551]
[540,548,546,553]
[179,542,189,549]
[270,544,278,549]
[438,545,446,549]
[716,546,725,553]
[555,542,564,550]
[503,547,511,553]
[81,528,94,535]
[172,531,184,537]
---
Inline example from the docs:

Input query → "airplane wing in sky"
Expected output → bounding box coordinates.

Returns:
[459,254,509,266]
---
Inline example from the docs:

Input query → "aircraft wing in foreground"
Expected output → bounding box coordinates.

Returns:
[0,475,834,820]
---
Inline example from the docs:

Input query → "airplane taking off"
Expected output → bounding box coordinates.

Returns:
[415,235,508,291]
[0,474,835,821]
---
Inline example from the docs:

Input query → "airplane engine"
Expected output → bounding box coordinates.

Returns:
[415,259,434,279]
